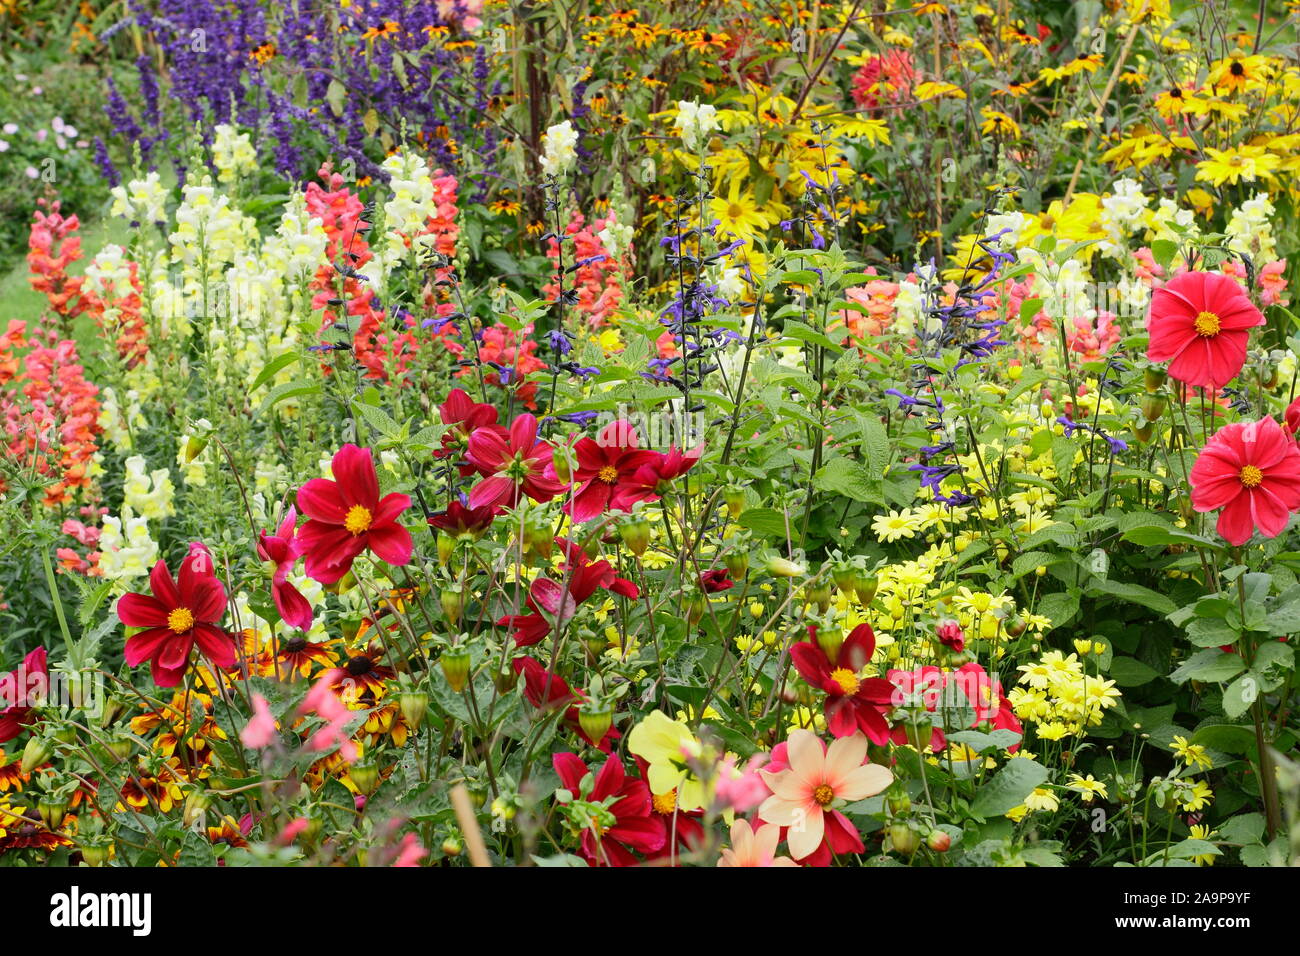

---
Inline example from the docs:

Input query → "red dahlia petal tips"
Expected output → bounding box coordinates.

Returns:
[1190,416,1300,547]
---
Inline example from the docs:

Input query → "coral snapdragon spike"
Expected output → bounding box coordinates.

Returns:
[1190,416,1300,547]
[116,550,233,688]
[0,646,48,743]
[1146,271,1264,388]
[465,413,565,509]
[294,444,414,584]
[565,420,663,522]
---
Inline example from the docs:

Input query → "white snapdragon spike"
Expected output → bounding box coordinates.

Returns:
[382,149,437,236]
[212,123,259,185]
[597,217,634,260]
[540,120,579,177]
[176,431,209,486]
[891,277,924,336]
[674,100,719,152]
[97,507,159,584]
[98,386,136,453]
[170,176,257,275]
[122,455,176,521]
[985,210,1029,248]
[84,244,135,302]
[1099,177,1149,258]
[109,172,168,224]
[1226,192,1276,261]
[716,264,745,302]
[266,192,329,277]
[1146,197,1198,244]
[253,459,290,495]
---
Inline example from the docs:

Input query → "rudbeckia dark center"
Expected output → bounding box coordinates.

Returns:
[347,656,375,676]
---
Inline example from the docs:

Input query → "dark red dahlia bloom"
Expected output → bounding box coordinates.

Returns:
[700,568,733,593]
[465,413,565,510]
[294,444,413,584]
[0,646,48,744]
[553,752,667,866]
[116,548,234,688]
[789,623,894,743]
[436,388,504,475]
[627,441,704,499]
[512,656,618,751]
[564,420,664,523]
[499,540,639,646]
[427,499,497,538]
[256,507,313,631]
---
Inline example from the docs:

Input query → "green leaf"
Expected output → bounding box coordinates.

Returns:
[353,401,402,440]
[1109,656,1159,687]
[249,352,300,392]
[737,508,791,539]
[1185,616,1237,648]
[1087,579,1176,615]
[969,758,1049,818]
[256,381,320,416]
[1035,591,1080,631]
[1165,838,1221,861]
[1169,649,1245,685]
[326,79,346,117]
[814,457,881,504]
[1217,812,1265,846]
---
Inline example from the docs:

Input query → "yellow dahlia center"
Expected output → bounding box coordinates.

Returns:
[652,790,678,815]
[1193,310,1221,337]
[344,504,373,535]
[167,607,195,634]
[812,783,835,806]
[597,465,619,484]
[727,203,745,220]
[1239,464,1264,488]
[830,667,861,695]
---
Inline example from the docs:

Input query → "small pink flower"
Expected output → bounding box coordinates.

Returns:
[714,753,771,813]
[298,668,358,762]
[240,693,277,748]
[393,833,427,867]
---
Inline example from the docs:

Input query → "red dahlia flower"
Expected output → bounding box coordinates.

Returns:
[1146,271,1264,388]
[1190,416,1300,546]
[700,568,733,593]
[427,499,497,538]
[789,623,895,742]
[626,441,704,500]
[564,420,663,522]
[553,752,667,866]
[0,646,48,743]
[499,540,638,646]
[294,444,413,584]
[256,507,313,631]
[436,388,503,475]
[1285,395,1300,440]
[116,549,234,688]
[513,656,618,751]
[465,413,565,510]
